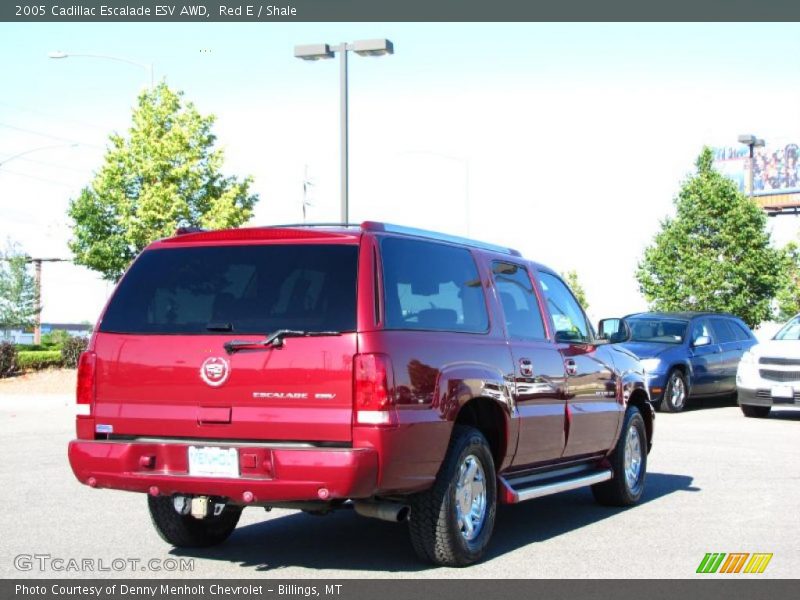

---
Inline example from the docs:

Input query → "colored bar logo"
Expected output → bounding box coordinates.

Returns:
[696,553,773,574]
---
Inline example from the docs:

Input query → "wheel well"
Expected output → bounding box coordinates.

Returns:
[627,389,654,452]
[454,397,506,466]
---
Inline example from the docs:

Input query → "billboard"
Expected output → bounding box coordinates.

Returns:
[713,143,800,213]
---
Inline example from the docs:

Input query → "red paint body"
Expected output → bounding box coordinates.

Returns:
[68,223,651,505]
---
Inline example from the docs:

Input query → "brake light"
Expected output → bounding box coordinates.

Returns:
[353,353,396,426]
[76,351,96,412]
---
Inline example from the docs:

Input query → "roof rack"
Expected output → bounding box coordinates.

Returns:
[361,221,522,257]
[256,221,521,257]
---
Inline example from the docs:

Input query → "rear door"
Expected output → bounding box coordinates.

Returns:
[688,318,722,395]
[491,261,566,467]
[92,240,360,443]
[709,317,744,393]
[535,271,622,458]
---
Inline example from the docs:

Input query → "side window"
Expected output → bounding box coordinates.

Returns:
[381,237,488,333]
[730,320,753,341]
[492,262,546,341]
[710,319,737,344]
[538,272,591,343]
[690,319,713,343]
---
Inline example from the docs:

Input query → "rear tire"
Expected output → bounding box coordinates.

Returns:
[408,425,497,567]
[741,404,771,418]
[592,406,647,506]
[148,496,242,548]
[660,369,688,413]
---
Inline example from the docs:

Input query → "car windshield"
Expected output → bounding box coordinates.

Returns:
[624,318,687,344]
[774,315,800,340]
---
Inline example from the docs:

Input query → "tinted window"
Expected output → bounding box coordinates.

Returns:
[711,319,737,344]
[538,272,590,343]
[381,237,488,333]
[730,320,753,341]
[690,319,713,343]
[492,262,546,341]
[100,245,358,334]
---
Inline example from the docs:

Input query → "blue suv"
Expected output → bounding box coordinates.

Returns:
[599,312,757,412]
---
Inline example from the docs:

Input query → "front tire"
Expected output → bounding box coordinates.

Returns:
[660,369,688,413]
[408,425,497,567]
[741,404,771,418]
[592,406,647,506]
[148,496,242,548]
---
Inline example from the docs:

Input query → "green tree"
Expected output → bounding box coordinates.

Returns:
[636,147,782,328]
[0,241,38,333]
[68,82,259,281]
[775,241,800,321]
[563,269,589,310]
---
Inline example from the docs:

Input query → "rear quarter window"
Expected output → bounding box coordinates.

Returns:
[380,237,488,333]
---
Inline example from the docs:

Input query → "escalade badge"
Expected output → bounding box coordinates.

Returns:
[200,357,230,387]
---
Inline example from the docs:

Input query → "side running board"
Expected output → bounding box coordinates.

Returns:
[499,464,613,504]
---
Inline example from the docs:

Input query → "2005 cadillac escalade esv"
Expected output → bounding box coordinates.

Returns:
[68,221,654,566]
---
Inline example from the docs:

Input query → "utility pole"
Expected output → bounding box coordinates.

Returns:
[30,258,69,344]
[1,257,69,344]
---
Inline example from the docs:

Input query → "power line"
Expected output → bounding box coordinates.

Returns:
[0,100,110,132]
[0,154,93,175]
[0,168,79,188]
[0,122,103,150]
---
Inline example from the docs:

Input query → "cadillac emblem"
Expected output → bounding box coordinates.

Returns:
[200,357,230,387]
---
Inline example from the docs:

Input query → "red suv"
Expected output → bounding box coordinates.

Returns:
[69,221,653,566]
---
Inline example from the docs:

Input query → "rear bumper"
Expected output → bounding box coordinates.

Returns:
[68,439,378,503]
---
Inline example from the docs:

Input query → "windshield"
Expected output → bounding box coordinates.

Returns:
[774,315,800,340]
[624,317,687,344]
[99,244,358,335]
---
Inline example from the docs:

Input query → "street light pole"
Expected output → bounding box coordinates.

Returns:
[294,39,394,225]
[48,51,155,88]
[737,133,766,199]
[339,44,349,224]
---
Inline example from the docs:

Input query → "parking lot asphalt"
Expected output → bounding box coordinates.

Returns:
[1,393,797,579]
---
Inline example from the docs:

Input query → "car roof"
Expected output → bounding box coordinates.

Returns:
[148,221,524,258]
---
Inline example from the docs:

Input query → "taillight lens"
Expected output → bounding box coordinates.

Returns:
[353,353,396,426]
[76,351,96,410]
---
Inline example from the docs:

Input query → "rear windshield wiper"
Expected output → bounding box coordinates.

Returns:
[223,329,341,354]
[206,322,233,332]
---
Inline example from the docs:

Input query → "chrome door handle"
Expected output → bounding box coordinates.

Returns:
[519,358,533,377]
[565,359,577,376]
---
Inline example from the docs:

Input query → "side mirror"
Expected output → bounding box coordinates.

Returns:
[598,318,629,343]
[597,318,620,340]
[692,335,711,347]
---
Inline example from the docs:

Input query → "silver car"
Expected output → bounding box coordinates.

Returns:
[737,314,800,417]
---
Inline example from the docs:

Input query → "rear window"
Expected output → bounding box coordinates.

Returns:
[99,244,358,334]
[381,237,488,333]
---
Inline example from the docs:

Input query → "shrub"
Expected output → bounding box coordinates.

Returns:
[17,350,63,371]
[61,336,89,368]
[42,330,72,346]
[0,341,18,378]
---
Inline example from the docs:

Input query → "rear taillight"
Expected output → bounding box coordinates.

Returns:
[76,351,96,413]
[354,353,396,426]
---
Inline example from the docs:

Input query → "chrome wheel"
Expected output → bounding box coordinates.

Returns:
[668,373,686,410]
[623,425,643,492]
[454,454,487,541]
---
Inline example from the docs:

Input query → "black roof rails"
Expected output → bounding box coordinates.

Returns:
[174,226,206,235]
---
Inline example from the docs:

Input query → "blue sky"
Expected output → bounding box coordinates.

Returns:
[2,22,800,325]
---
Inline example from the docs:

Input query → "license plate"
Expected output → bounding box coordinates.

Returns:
[188,446,239,478]
[771,385,794,399]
